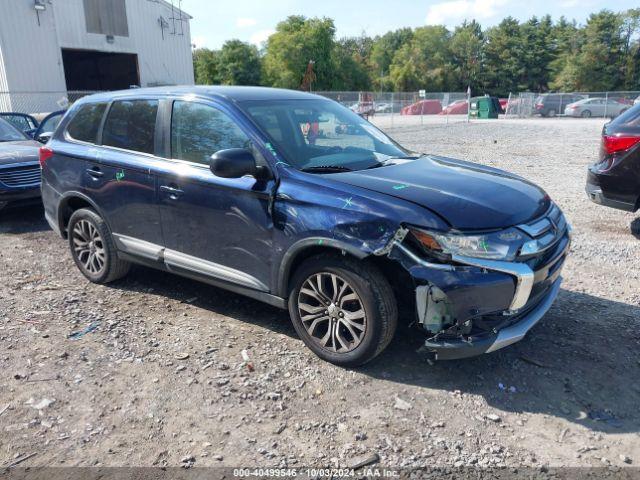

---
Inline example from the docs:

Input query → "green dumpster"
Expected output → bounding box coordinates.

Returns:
[469,96,500,119]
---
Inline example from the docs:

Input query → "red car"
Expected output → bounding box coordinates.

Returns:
[439,100,468,115]
[401,99,442,115]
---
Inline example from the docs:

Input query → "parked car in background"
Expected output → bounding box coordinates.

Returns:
[0,113,39,137]
[565,98,629,118]
[33,110,66,143]
[439,99,468,115]
[0,117,42,211]
[586,103,640,212]
[41,86,569,366]
[401,99,442,115]
[534,93,584,117]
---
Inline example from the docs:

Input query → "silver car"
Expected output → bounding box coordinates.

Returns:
[564,98,629,118]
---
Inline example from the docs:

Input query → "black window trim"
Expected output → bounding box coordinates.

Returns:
[63,102,109,146]
[95,97,163,158]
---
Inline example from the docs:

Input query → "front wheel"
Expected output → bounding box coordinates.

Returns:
[288,255,397,367]
[68,208,130,284]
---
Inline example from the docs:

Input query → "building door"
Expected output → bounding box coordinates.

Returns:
[61,49,140,91]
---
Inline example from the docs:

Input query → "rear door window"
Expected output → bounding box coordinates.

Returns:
[102,100,158,154]
[67,104,107,143]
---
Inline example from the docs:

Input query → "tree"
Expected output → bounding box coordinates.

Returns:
[449,20,484,91]
[483,17,526,96]
[389,26,452,91]
[548,17,583,91]
[193,48,220,85]
[519,15,555,92]
[370,28,413,89]
[217,40,262,85]
[569,11,626,91]
[262,16,336,90]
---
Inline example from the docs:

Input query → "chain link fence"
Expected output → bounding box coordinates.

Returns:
[316,91,469,128]
[3,89,639,125]
[0,91,100,115]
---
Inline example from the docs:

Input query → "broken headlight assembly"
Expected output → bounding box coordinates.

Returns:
[408,226,525,262]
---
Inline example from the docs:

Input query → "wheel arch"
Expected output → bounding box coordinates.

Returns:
[276,238,369,298]
[57,192,110,238]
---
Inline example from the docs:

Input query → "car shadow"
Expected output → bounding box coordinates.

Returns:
[364,288,640,434]
[112,265,297,339]
[0,204,50,234]
[109,266,640,434]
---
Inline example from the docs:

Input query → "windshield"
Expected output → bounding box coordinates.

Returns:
[0,118,27,142]
[241,99,413,172]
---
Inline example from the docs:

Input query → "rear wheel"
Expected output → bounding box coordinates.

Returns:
[68,208,130,284]
[547,108,556,117]
[581,110,592,118]
[288,255,397,367]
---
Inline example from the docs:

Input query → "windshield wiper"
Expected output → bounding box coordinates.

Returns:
[300,165,353,173]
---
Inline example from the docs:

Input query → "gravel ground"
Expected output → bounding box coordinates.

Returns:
[1,117,639,471]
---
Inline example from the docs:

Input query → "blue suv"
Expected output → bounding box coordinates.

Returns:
[41,87,570,366]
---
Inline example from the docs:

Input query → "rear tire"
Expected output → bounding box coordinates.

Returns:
[288,255,397,367]
[547,109,556,117]
[68,208,130,284]
[581,110,592,118]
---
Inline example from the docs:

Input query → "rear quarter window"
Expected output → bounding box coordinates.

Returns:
[102,100,158,154]
[67,103,108,143]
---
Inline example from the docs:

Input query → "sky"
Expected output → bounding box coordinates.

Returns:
[181,0,638,50]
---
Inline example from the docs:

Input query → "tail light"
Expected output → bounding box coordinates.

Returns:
[39,146,54,167]
[602,134,640,155]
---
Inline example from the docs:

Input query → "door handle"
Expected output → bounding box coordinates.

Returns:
[160,185,184,199]
[86,167,104,179]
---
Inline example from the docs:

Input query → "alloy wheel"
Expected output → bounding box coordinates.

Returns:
[72,219,106,275]
[297,272,367,353]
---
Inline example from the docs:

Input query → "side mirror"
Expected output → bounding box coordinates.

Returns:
[210,148,271,180]
[36,132,53,144]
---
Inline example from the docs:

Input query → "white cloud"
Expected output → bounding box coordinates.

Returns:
[250,29,275,46]
[236,17,258,28]
[425,0,509,26]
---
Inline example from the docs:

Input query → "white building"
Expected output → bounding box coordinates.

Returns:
[0,0,194,112]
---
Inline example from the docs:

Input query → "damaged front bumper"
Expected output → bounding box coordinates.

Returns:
[385,213,570,360]
[423,277,562,359]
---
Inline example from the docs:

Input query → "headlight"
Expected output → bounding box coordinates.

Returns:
[409,226,525,261]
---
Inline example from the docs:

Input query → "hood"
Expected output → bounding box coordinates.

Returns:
[0,140,40,166]
[329,156,550,230]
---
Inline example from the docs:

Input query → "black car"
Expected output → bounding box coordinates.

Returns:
[0,117,42,211]
[41,86,570,366]
[534,93,584,117]
[586,103,640,212]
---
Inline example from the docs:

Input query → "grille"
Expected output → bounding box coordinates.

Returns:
[517,203,568,260]
[0,165,41,187]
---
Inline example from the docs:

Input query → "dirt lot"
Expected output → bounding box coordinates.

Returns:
[1,117,639,470]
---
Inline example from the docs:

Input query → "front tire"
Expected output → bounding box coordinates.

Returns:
[68,208,130,284]
[288,255,397,367]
